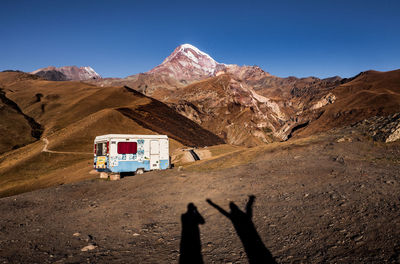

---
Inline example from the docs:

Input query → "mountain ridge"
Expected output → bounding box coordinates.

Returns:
[31,65,101,81]
[85,44,399,146]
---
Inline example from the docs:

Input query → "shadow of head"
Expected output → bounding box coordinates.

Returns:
[188,202,196,210]
[185,203,205,225]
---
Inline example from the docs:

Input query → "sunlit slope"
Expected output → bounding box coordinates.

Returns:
[0,72,223,197]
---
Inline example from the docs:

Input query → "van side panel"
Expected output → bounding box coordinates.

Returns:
[110,160,150,173]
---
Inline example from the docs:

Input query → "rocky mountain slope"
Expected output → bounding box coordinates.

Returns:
[149,44,272,84]
[161,73,335,145]
[31,66,101,81]
[295,70,400,138]
[87,45,400,147]
[146,46,400,146]
[88,44,271,93]
[32,46,400,147]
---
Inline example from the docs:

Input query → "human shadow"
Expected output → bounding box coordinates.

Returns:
[179,203,205,264]
[207,196,277,264]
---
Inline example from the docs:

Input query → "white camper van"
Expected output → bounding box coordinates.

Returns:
[94,134,170,176]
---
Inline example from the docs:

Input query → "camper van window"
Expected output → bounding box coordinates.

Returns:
[118,142,137,154]
[96,143,105,156]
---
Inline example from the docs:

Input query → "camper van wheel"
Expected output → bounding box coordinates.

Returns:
[136,168,144,175]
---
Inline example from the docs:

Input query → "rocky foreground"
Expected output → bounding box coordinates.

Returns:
[1,126,399,263]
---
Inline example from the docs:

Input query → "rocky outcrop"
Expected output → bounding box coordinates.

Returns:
[310,93,336,110]
[216,64,271,81]
[167,74,290,146]
[356,113,400,142]
[34,70,68,81]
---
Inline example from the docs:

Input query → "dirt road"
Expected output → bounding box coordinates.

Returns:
[1,131,400,263]
[41,138,92,155]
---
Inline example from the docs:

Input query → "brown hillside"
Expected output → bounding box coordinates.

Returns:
[0,72,223,197]
[152,70,399,144]
[296,70,400,137]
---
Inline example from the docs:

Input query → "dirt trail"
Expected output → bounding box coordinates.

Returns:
[41,138,92,155]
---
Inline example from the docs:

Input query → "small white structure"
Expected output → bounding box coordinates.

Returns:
[94,134,170,176]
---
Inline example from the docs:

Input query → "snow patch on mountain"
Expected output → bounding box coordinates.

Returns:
[150,44,219,81]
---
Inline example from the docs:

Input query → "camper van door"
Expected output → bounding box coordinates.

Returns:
[150,140,160,170]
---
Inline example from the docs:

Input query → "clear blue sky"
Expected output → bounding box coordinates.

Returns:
[1,0,399,78]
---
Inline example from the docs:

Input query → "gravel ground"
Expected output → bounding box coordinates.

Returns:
[1,130,400,263]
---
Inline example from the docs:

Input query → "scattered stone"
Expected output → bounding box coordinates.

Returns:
[333,155,345,164]
[386,127,400,142]
[110,174,120,181]
[178,166,183,172]
[73,232,81,237]
[337,137,352,143]
[133,233,140,237]
[81,244,97,252]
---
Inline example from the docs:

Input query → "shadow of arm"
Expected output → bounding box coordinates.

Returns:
[206,199,230,218]
[246,195,255,218]
[195,208,205,224]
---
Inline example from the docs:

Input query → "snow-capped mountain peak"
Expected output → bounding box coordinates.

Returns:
[150,44,219,81]
[148,43,270,83]
[162,44,218,66]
